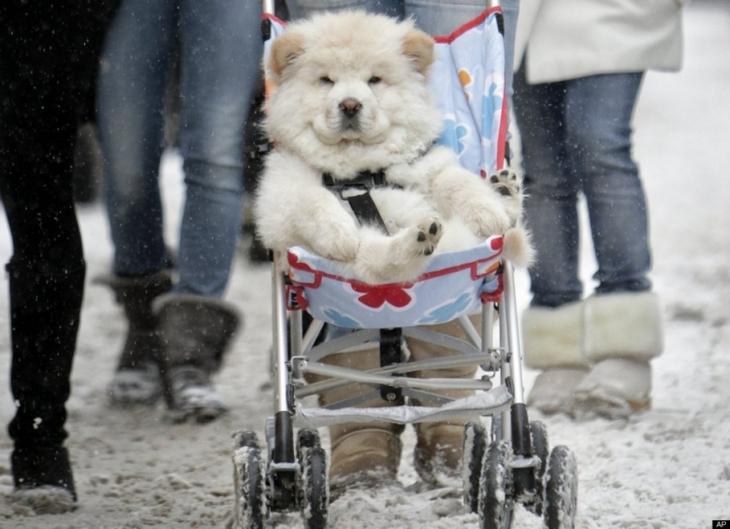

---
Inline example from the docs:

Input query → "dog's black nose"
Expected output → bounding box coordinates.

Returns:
[339,98,362,118]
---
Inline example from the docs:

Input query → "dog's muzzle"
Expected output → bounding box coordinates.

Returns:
[339,97,362,131]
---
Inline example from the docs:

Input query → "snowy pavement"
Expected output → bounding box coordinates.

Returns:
[1,1,729,528]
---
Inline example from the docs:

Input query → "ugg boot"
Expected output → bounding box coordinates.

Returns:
[97,271,172,405]
[522,301,589,415]
[155,294,240,423]
[314,348,404,493]
[407,318,479,485]
[572,292,663,418]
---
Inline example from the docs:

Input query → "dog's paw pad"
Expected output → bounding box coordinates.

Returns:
[489,169,521,198]
[413,218,442,256]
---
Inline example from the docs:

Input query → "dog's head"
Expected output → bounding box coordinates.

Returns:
[265,11,443,176]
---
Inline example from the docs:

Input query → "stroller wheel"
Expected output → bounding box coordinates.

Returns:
[297,430,328,529]
[543,445,578,529]
[462,421,488,513]
[527,420,549,515]
[297,429,322,459]
[478,440,514,529]
[232,431,266,529]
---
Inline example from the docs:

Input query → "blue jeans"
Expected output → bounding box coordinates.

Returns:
[98,0,262,296]
[513,70,652,308]
[286,0,519,97]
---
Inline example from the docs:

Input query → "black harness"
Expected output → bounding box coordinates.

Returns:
[322,169,392,234]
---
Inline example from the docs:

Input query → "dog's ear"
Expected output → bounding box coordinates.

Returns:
[270,31,305,81]
[402,29,434,75]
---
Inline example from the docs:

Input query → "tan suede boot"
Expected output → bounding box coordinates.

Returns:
[314,348,404,492]
[407,317,479,485]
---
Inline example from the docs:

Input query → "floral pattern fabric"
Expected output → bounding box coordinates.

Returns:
[287,236,504,329]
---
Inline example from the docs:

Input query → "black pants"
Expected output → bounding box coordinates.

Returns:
[0,1,117,448]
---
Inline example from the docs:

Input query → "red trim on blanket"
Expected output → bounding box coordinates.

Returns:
[432,7,502,44]
[286,284,309,311]
[287,236,504,290]
[496,85,509,171]
[262,12,287,26]
[480,272,504,303]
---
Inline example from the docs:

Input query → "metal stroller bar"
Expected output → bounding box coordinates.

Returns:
[502,262,526,406]
[297,352,495,398]
[303,362,493,391]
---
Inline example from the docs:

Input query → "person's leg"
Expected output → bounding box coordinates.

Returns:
[563,73,662,418]
[564,73,652,294]
[97,0,177,278]
[96,0,177,405]
[153,0,259,422]
[405,0,483,35]
[0,0,109,509]
[286,0,401,19]
[176,0,261,296]
[513,69,582,308]
[1,179,84,506]
[512,69,591,413]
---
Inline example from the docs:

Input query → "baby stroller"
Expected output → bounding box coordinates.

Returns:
[232,2,578,528]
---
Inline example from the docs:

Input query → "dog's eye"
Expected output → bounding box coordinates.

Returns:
[368,76,382,85]
[319,76,334,85]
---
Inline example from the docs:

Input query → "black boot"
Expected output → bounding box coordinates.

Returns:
[6,257,84,511]
[97,271,172,405]
[12,446,74,492]
[155,294,241,423]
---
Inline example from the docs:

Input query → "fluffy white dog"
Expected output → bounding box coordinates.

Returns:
[255,11,530,284]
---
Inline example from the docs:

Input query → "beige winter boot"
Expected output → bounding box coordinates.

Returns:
[572,292,663,418]
[522,301,589,414]
[315,348,404,493]
[407,317,479,485]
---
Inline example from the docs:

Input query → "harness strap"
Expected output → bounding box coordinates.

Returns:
[322,169,389,234]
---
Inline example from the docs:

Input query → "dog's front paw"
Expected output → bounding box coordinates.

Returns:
[489,169,523,225]
[410,217,443,257]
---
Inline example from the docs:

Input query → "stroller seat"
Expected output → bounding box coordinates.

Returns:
[286,236,504,329]
[285,236,513,429]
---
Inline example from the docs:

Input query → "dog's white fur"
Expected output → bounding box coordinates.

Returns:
[255,11,530,284]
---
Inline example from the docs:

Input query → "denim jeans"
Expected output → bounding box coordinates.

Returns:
[285,0,519,97]
[98,0,262,296]
[513,69,652,308]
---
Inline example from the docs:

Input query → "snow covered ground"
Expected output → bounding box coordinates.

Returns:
[1,1,729,528]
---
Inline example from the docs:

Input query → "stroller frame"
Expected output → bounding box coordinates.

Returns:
[269,254,536,474]
[232,3,578,529]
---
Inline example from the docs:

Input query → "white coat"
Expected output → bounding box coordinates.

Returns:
[514,0,684,84]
